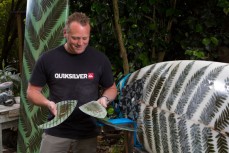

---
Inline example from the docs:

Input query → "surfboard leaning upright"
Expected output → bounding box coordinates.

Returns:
[17,1,69,152]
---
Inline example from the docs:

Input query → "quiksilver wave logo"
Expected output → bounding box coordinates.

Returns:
[55,73,94,80]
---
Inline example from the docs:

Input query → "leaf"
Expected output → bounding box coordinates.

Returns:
[38,100,77,129]
[210,37,219,46]
[195,24,203,33]
[79,101,107,118]
[202,38,211,46]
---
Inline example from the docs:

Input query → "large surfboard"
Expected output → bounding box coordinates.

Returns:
[117,60,229,153]
[17,1,69,152]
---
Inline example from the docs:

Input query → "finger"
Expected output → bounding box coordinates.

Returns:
[102,101,107,108]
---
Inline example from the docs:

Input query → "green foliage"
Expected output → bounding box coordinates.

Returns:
[110,143,125,153]
[0,0,12,56]
[185,49,206,60]
[107,106,115,116]
[218,0,229,15]
[70,0,228,79]
[0,0,26,68]
[0,60,21,95]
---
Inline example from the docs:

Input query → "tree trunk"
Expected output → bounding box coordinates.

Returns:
[112,0,129,75]
[1,0,26,66]
[1,0,15,64]
[16,13,24,73]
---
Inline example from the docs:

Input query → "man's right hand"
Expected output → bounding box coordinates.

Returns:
[48,101,57,116]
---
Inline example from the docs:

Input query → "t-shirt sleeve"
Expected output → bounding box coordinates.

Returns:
[99,56,114,88]
[29,54,48,87]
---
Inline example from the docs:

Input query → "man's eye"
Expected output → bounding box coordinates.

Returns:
[72,37,78,40]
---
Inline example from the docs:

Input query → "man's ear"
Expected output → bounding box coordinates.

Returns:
[63,28,67,38]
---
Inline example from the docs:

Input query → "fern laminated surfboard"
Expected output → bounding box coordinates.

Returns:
[117,60,229,153]
[17,1,69,152]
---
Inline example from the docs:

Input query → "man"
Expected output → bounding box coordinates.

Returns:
[27,12,117,153]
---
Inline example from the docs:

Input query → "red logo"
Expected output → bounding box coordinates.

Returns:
[88,73,94,79]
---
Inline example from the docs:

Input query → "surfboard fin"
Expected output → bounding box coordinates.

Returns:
[38,100,77,129]
[79,100,107,118]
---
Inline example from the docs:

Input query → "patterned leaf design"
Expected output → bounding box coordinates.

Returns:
[200,92,227,125]
[216,133,229,153]
[18,0,69,152]
[79,101,107,119]
[157,63,180,108]
[202,128,215,153]
[166,61,194,111]
[149,65,170,107]
[169,114,180,153]
[185,66,226,119]
[38,100,77,129]
[190,124,202,153]
[143,63,168,106]
[175,64,209,115]
[159,111,169,153]
[118,60,229,153]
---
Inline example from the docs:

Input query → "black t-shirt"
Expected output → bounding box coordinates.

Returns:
[30,45,114,139]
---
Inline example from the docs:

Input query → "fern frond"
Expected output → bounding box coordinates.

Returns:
[45,22,65,49]
[175,65,209,115]
[169,114,180,153]
[143,106,154,151]
[152,108,161,153]
[178,119,191,153]
[19,104,33,137]
[202,127,215,153]
[17,129,27,153]
[39,0,67,41]
[200,92,227,125]
[32,107,49,126]
[41,0,56,12]
[166,61,194,110]
[159,111,169,153]
[24,39,36,69]
[143,63,168,105]
[32,0,42,21]
[157,63,180,108]
[214,104,229,131]
[27,18,40,50]
[149,65,171,106]
[190,124,202,153]
[216,133,229,153]
[186,65,226,119]
[27,129,43,152]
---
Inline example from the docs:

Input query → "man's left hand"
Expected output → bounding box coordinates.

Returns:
[98,96,109,108]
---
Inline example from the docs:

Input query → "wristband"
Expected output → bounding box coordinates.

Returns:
[101,96,110,103]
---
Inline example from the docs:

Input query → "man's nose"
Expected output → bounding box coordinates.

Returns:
[77,39,83,45]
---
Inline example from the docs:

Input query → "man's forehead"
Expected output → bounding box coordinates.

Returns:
[70,34,90,38]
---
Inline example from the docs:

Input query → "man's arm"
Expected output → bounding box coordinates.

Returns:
[98,83,117,108]
[27,83,57,115]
